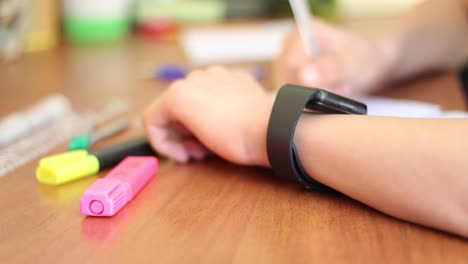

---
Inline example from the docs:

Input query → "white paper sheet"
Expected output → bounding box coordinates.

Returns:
[362,96,468,118]
[180,20,294,65]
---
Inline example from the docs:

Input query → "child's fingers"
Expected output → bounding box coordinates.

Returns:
[183,139,210,161]
[143,92,191,162]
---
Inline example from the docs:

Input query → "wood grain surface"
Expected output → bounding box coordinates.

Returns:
[0,36,467,264]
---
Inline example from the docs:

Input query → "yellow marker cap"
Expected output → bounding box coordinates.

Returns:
[36,150,100,185]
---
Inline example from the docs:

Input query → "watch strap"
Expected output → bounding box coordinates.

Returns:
[267,84,329,190]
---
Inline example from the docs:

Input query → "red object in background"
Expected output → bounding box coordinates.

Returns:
[138,19,179,39]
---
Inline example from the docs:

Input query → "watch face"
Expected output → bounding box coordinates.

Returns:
[307,89,367,115]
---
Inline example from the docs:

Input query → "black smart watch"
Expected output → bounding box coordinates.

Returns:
[266,84,367,190]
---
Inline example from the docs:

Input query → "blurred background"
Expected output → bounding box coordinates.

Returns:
[0,0,424,62]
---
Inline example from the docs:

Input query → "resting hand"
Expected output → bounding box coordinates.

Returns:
[143,66,272,166]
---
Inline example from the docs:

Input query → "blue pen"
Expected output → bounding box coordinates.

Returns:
[156,64,190,81]
[154,64,265,82]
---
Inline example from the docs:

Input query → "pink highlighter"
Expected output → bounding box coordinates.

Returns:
[80,156,158,217]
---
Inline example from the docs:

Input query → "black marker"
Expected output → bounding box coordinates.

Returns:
[36,136,156,185]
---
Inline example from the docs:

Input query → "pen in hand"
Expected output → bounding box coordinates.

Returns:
[289,0,320,58]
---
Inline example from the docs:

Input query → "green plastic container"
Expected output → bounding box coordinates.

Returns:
[64,17,131,44]
[63,0,132,44]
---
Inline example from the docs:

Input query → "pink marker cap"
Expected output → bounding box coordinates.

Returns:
[80,156,158,217]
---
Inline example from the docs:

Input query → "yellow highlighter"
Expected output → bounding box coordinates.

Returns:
[36,150,100,185]
[36,136,155,185]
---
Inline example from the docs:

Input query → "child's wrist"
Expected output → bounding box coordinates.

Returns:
[248,96,274,167]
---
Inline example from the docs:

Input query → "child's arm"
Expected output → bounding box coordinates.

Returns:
[294,115,468,237]
[384,0,468,82]
[144,67,468,237]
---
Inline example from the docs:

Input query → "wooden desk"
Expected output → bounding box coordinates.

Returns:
[1,37,467,264]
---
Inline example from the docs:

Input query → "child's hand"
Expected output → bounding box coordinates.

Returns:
[273,18,395,97]
[143,66,272,166]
